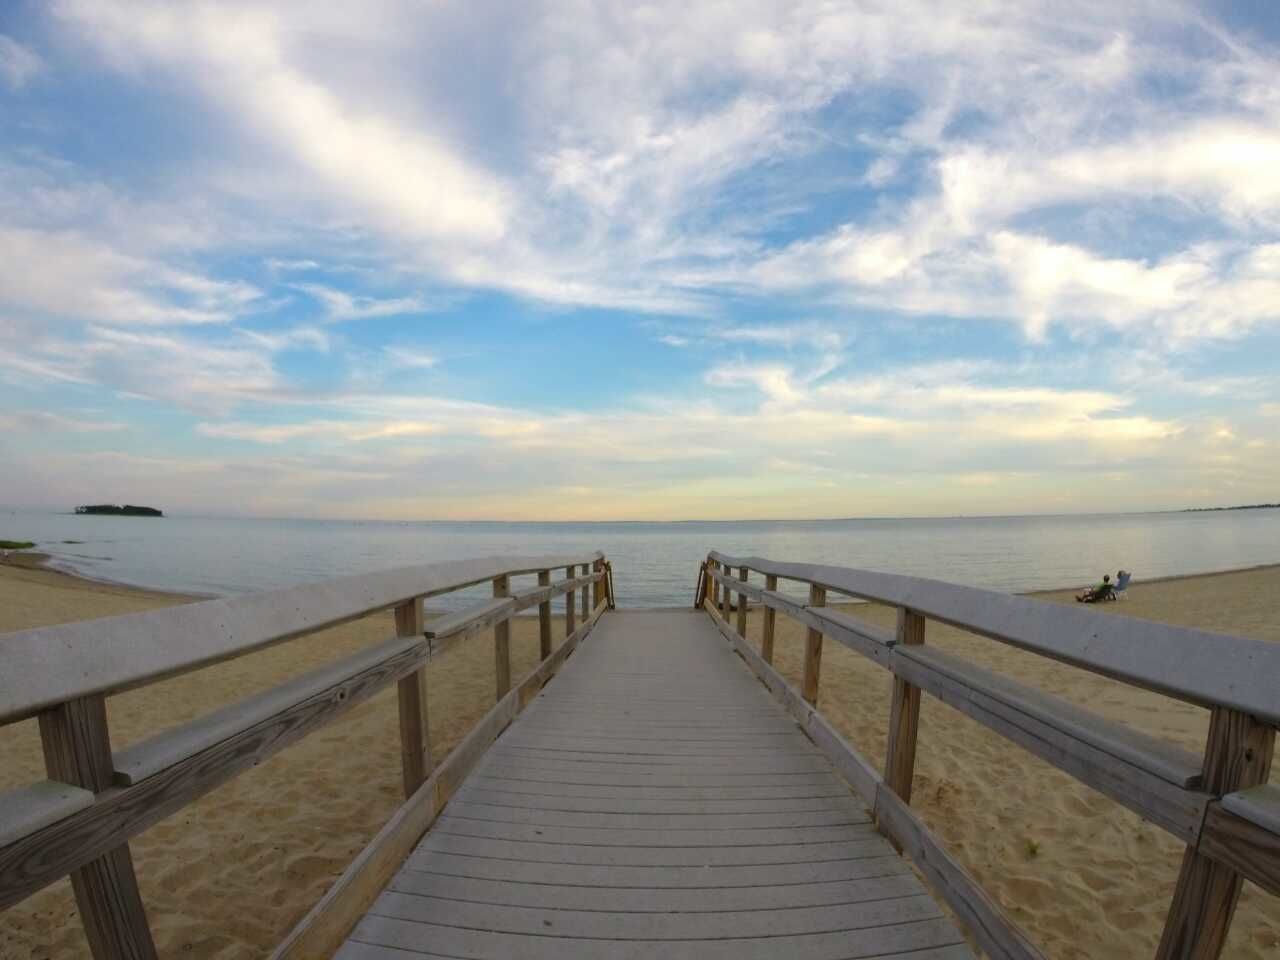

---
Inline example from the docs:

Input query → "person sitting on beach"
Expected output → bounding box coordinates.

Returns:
[1076,574,1112,603]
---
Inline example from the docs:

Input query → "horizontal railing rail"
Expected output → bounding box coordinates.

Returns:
[699,552,1277,960]
[0,552,613,958]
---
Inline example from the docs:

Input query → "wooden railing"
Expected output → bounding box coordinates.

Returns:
[0,552,613,958]
[699,551,1279,960]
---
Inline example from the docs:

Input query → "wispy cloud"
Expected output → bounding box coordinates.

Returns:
[0,35,43,90]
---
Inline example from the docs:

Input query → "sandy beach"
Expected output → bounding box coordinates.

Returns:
[2,557,1278,959]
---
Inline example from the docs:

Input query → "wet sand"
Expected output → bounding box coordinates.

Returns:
[1,557,1278,958]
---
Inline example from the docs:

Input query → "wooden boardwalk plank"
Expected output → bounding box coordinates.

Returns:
[340,610,973,959]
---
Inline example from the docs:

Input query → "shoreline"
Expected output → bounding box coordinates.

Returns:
[6,549,1280,609]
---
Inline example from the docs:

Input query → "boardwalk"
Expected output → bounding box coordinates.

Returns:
[337,610,973,959]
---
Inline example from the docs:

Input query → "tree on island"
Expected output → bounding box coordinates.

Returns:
[75,504,164,517]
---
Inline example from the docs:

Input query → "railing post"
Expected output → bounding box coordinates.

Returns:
[564,565,577,637]
[394,597,432,797]
[39,695,158,960]
[580,563,589,620]
[592,559,603,610]
[537,570,552,658]
[708,558,718,608]
[736,566,749,637]
[885,608,925,804]
[493,575,511,699]
[720,563,732,620]
[761,574,777,663]
[1156,707,1274,960]
[802,584,826,705]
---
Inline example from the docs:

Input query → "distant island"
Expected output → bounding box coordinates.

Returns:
[75,504,164,517]
[1183,503,1279,513]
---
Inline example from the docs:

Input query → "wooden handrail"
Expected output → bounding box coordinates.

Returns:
[707,551,1280,724]
[0,552,604,726]
[0,553,613,958]
[699,552,1279,960]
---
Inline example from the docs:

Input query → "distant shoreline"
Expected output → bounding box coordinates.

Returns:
[7,547,1280,606]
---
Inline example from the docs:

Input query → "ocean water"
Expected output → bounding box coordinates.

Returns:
[4,509,1280,610]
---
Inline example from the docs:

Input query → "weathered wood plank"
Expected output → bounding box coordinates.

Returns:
[0,552,604,724]
[1220,783,1280,835]
[537,570,553,658]
[708,551,1280,723]
[347,913,967,959]
[40,696,158,960]
[493,575,511,700]
[762,574,778,663]
[272,588,608,959]
[565,565,577,637]
[368,888,943,940]
[803,584,826,705]
[394,598,431,798]
[1199,799,1280,898]
[1156,708,1275,960]
[2,635,431,910]
[0,781,95,848]
[890,644,1207,841]
[736,565,749,636]
[884,609,924,804]
[388,870,919,913]
[421,596,515,641]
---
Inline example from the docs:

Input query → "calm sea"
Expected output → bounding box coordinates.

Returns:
[3,510,1279,609]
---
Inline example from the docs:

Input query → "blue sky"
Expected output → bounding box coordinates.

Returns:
[0,1,1277,520]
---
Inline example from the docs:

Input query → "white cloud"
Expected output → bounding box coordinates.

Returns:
[383,346,438,370]
[0,35,43,89]
[0,410,126,432]
[291,283,429,322]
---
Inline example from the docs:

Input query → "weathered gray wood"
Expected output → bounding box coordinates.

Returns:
[565,565,577,637]
[1220,783,1280,835]
[388,870,919,913]
[803,583,826,705]
[337,609,972,960]
[580,563,589,620]
[708,551,1280,723]
[707,566,893,664]
[537,570,553,658]
[0,781,95,848]
[884,609,924,804]
[0,552,603,725]
[891,645,1208,840]
[394,598,431,798]
[347,913,967,959]
[493,575,511,700]
[421,596,515,641]
[1199,800,1280,898]
[512,572,599,612]
[369,888,943,939]
[1157,707,1275,960]
[2,634,431,911]
[762,573,778,663]
[40,696,158,960]
[113,634,428,786]
[735,565,749,636]
[272,584,608,959]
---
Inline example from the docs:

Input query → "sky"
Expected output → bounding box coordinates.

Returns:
[0,1,1278,521]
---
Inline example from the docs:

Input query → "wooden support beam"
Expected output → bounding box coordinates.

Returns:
[1156,707,1275,960]
[735,566,748,637]
[761,574,778,664]
[393,598,431,798]
[802,584,826,705]
[537,570,552,659]
[579,564,589,621]
[709,559,720,608]
[39,696,157,960]
[564,566,576,638]
[492,575,511,700]
[885,608,925,804]
[721,562,732,620]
